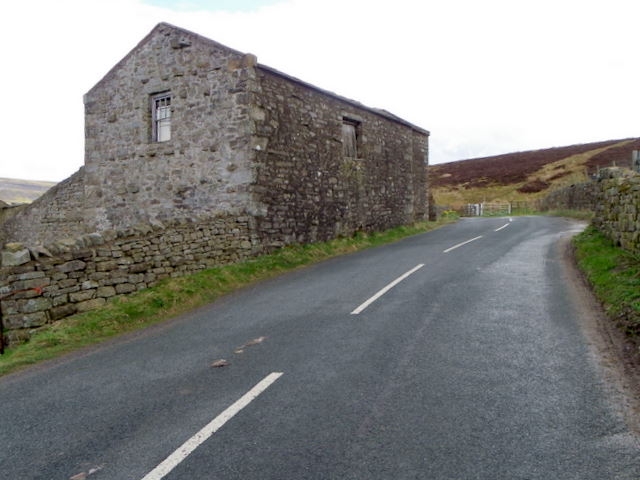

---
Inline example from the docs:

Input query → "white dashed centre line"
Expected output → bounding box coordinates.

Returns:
[494,223,510,232]
[140,372,283,480]
[443,235,483,253]
[351,264,424,315]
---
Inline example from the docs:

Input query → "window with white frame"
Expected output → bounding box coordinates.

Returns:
[152,93,172,142]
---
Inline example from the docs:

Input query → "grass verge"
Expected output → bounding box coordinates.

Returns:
[0,216,457,376]
[573,226,640,340]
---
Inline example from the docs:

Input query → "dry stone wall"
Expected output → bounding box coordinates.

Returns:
[538,181,597,211]
[0,202,27,227]
[540,167,640,255]
[0,168,86,246]
[0,215,260,346]
[592,168,640,255]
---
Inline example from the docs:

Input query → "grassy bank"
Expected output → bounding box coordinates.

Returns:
[0,216,457,376]
[573,226,640,339]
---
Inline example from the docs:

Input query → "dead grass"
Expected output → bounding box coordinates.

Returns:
[586,138,640,173]
[432,139,636,209]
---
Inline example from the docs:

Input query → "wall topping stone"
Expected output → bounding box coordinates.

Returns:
[1,243,30,267]
[0,213,261,347]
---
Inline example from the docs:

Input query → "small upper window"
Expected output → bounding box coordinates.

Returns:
[152,93,171,142]
[342,118,360,157]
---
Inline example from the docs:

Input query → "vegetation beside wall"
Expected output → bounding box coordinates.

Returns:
[573,226,640,341]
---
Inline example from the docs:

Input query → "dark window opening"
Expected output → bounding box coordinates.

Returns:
[342,118,360,157]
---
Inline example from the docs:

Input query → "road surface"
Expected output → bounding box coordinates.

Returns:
[1,216,638,479]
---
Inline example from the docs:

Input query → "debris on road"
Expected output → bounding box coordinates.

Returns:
[234,336,267,355]
[245,336,266,346]
[69,465,103,480]
[240,336,266,348]
[210,359,230,368]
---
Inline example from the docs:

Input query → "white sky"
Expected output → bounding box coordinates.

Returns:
[2,0,638,182]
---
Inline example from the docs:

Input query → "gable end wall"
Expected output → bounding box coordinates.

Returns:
[82,24,256,232]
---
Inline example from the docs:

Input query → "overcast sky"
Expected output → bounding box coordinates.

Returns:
[2,0,638,182]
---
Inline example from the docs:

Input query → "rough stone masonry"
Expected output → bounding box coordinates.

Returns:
[540,167,640,256]
[0,22,429,345]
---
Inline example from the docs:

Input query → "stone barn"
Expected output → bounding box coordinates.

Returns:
[0,23,430,343]
[1,22,429,249]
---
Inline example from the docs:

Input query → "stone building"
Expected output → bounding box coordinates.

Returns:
[1,23,429,249]
[0,23,429,344]
[1,22,429,249]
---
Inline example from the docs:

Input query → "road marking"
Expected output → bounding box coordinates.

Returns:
[350,264,424,315]
[443,235,483,253]
[494,223,510,232]
[140,372,283,480]
[509,218,513,222]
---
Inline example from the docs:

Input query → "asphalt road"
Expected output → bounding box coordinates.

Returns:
[1,216,638,479]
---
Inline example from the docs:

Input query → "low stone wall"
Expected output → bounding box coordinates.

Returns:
[0,168,87,247]
[592,168,640,255]
[539,168,639,254]
[538,182,597,211]
[0,202,27,226]
[0,214,261,346]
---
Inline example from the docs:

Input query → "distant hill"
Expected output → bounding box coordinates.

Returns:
[0,177,57,204]
[429,138,640,208]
